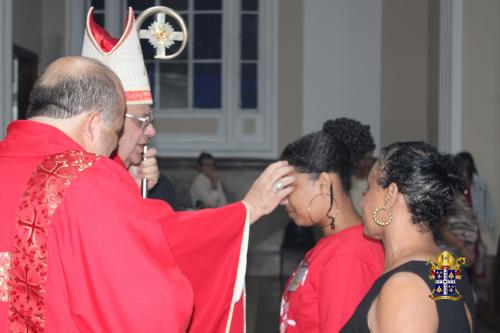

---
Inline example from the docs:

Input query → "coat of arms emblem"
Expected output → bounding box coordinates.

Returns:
[427,251,466,301]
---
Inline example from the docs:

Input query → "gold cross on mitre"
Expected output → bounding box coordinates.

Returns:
[136,6,188,60]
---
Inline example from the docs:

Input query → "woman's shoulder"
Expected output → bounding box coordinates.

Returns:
[368,263,438,332]
[372,267,438,332]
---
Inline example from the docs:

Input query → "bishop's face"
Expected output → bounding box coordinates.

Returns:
[117,104,156,168]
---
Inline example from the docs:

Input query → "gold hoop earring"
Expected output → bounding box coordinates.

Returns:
[373,206,392,226]
[308,193,336,229]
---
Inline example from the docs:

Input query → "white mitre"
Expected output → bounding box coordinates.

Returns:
[82,7,152,105]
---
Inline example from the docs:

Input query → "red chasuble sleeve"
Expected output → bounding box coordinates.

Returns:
[161,202,249,333]
[44,158,193,332]
[318,254,380,332]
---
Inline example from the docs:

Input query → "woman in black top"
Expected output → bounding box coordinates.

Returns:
[341,142,475,333]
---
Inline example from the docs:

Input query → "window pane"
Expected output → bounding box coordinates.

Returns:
[194,0,221,10]
[93,13,105,28]
[165,14,189,60]
[194,63,221,108]
[90,0,104,10]
[241,63,257,109]
[241,14,258,60]
[160,0,188,10]
[194,14,221,59]
[159,63,188,108]
[242,0,258,11]
[140,39,155,60]
[176,13,189,60]
[127,0,155,10]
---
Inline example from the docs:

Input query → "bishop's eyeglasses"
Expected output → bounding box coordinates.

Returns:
[125,113,154,130]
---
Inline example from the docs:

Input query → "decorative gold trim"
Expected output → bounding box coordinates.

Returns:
[0,252,12,302]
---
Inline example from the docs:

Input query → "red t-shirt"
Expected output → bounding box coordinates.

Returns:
[280,224,384,333]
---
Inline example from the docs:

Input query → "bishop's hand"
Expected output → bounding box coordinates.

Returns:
[243,161,295,224]
[128,147,160,191]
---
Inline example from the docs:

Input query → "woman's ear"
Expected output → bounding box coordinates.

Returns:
[318,172,331,195]
[384,182,399,209]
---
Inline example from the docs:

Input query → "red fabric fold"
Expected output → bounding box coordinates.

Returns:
[161,203,247,333]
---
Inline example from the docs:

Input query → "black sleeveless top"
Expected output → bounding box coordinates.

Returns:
[340,260,475,332]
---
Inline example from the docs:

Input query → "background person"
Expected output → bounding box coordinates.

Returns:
[190,151,228,208]
[456,151,494,279]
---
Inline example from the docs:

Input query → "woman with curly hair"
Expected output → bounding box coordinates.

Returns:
[278,118,384,332]
[341,142,475,333]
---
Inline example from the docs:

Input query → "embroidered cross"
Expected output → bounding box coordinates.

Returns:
[14,264,42,303]
[8,150,99,331]
[38,160,69,181]
[18,210,44,246]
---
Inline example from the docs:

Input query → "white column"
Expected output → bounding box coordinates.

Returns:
[438,0,462,153]
[0,0,13,138]
[302,0,382,150]
[65,0,86,56]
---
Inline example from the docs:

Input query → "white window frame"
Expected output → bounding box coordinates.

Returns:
[76,0,278,158]
[0,0,13,138]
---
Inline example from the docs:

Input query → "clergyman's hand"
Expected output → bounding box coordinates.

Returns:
[243,161,294,224]
[128,147,160,191]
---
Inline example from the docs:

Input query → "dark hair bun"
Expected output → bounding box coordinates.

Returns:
[280,118,375,192]
[438,154,465,193]
[322,118,375,165]
[378,142,462,230]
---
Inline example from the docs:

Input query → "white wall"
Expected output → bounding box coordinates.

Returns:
[41,0,66,68]
[13,0,42,55]
[277,0,303,152]
[461,0,500,255]
[380,0,433,147]
[302,0,382,149]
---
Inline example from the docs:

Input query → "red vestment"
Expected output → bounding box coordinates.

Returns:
[280,224,384,333]
[0,121,247,332]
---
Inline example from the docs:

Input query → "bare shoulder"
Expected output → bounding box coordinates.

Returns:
[369,272,438,333]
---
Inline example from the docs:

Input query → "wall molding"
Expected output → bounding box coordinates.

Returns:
[157,156,274,170]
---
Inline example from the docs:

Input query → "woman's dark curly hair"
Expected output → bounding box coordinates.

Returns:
[280,118,375,192]
[456,151,478,181]
[324,118,375,163]
[377,142,464,230]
